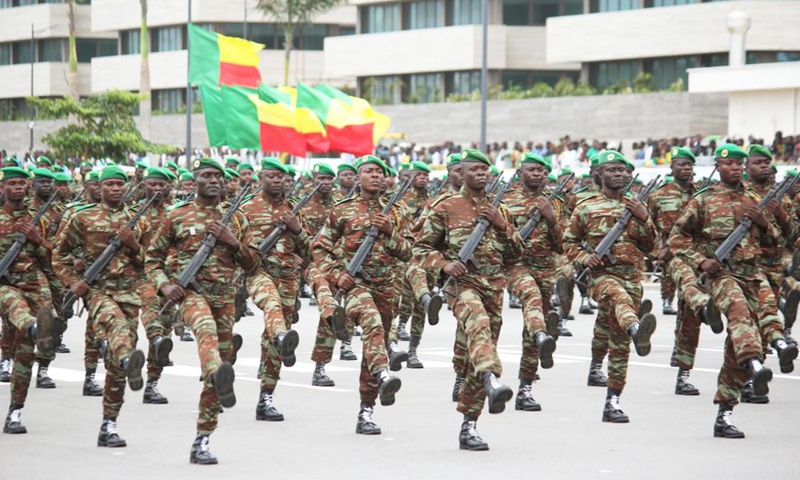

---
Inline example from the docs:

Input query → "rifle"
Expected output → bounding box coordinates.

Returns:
[258,184,322,259]
[70,187,85,203]
[0,192,59,284]
[285,178,301,198]
[430,178,447,198]
[439,169,521,297]
[60,193,161,319]
[519,173,574,241]
[344,184,359,200]
[574,174,660,285]
[158,182,252,315]
[122,183,142,203]
[699,166,717,190]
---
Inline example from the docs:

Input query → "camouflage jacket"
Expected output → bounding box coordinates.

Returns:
[564,190,656,280]
[241,193,309,277]
[505,188,564,269]
[746,179,796,261]
[0,204,51,285]
[647,181,695,246]
[53,202,146,304]
[668,182,781,276]
[405,186,429,219]
[301,193,336,238]
[565,184,599,221]
[313,195,412,285]
[412,189,523,291]
[145,199,260,296]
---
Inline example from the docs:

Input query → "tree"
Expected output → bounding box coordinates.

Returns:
[256,0,343,85]
[139,0,151,139]
[26,91,172,162]
[67,0,79,101]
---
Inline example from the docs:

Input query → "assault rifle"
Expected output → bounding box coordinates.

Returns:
[60,193,161,319]
[0,192,59,284]
[574,174,660,285]
[158,182,252,315]
[344,184,359,200]
[699,166,717,190]
[284,178,301,198]
[122,183,142,203]
[258,184,321,259]
[519,173,574,241]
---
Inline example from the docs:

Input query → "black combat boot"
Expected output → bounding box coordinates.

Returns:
[452,373,464,402]
[212,362,236,408]
[509,293,522,309]
[340,337,357,361]
[97,417,126,447]
[143,377,168,404]
[545,311,560,340]
[121,350,146,391]
[83,368,103,396]
[602,389,629,423]
[628,313,657,357]
[662,298,677,315]
[587,359,608,387]
[746,358,773,396]
[459,415,489,451]
[406,335,424,369]
[312,362,335,387]
[639,299,653,316]
[740,379,769,404]
[3,404,26,434]
[675,368,700,396]
[180,328,194,342]
[255,390,284,421]
[55,335,70,354]
[356,402,381,435]
[481,372,513,414]
[275,330,300,367]
[515,380,541,411]
[421,293,443,326]
[535,331,556,369]
[699,299,724,334]
[151,335,173,367]
[0,358,11,383]
[397,317,410,341]
[189,434,217,465]
[557,317,572,337]
[784,290,800,335]
[35,360,56,389]
[387,341,408,371]
[714,404,745,439]
[579,296,593,315]
[374,367,402,406]
[589,298,598,309]
[229,333,243,365]
[771,338,798,374]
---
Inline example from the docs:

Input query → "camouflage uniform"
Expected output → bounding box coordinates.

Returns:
[398,187,429,324]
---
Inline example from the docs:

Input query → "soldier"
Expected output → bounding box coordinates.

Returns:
[505,153,561,411]
[146,158,259,464]
[384,167,398,195]
[0,166,59,434]
[669,143,797,438]
[241,158,305,422]
[224,168,240,199]
[313,155,410,435]
[53,173,73,204]
[237,162,255,189]
[564,150,657,423]
[414,149,522,451]
[335,163,357,200]
[53,165,148,446]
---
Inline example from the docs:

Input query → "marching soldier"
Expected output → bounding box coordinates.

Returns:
[335,163,357,200]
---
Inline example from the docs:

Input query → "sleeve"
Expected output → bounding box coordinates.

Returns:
[144,216,174,293]
[233,214,260,274]
[52,215,82,288]
[410,205,449,274]
[384,206,413,261]
[668,197,707,270]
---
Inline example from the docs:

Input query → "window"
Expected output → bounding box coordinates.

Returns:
[76,38,117,63]
[121,29,140,55]
[502,70,579,88]
[698,53,728,68]
[747,51,800,64]
[589,60,639,90]
[406,73,443,103]
[0,0,11,8]
[447,70,481,95]
[37,38,63,62]
[361,76,399,105]
[503,0,528,26]
[13,0,36,5]
[152,26,184,52]
[503,0,583,25]
[248,24,278,48]
[646,56,694,90]
[340,26,356,36]
[361,4,400,33]
[152,89,184,114]
[296,24,327,50]
[403,0,441,30]
[0,44,10,65]
[12,41,33,64]
[446,0,481,25]
[590,0,641,13]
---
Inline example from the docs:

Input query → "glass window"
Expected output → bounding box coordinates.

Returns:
[589,60,639,89]
[448,70,481,95]
[404,0,441,30]
[297,24,327,50]
[502,70,579,88]
[340,26,355,36]
[121,29,140,55]
[0,0,11,8]
[503,0,529,26]
[13,0,36,5]
[152,88,184,114]
[646,55,694,89]
[591,0,641,13]
[249,24,277,49]
[564,0,583,15]
[76,38,117,63]
[532,0,560,25]
[37,38,63,62]
[362,4,400,33]
[777,51,800,63]
[361,76,399,105]
[12,41,33,64]
[152,26,183,52]
[446,0,481,26]
[407,73,443,103]
[0,44,10,65]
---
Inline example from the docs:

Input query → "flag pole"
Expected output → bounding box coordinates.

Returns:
[186,0,193,166]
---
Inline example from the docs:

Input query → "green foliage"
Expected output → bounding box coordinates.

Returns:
[633,72,655,93]
[444,76,598,103]
[668,78,685,92]
[26,90,173,161]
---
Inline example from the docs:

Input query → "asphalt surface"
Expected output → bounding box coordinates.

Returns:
[1,283,797,479]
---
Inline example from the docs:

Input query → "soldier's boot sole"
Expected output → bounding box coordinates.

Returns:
[213,363,237,409]
[633,314,657,357]
[675,382,700,396]
[751,367,773,397]
[153,337,173,367]
[714,427,745,439]
[545,311,560,339]
[378,377,402,406]
[312,376,335,387]
[229,334,243,366]
[356,422,382,435]
[602,410,630,423]
[280,330,300,368]
[426,295,443,326]
[125,350,146,391]
[538,336,556,369]
[779,343,799,374]
[486,385,513,414]
[388,351,408,372]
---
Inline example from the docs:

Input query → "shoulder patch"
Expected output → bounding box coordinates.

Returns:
[73,203,97,212]
[167,201,190,212]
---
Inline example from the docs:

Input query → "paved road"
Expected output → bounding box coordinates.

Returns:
[1,284,797,479]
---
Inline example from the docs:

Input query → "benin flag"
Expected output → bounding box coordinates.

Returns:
[189,24,263,89]
[266,85,329,153]
[315,84,391,145]
[296,83,375,156]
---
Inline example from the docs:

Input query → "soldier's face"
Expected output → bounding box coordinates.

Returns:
[600,164,626,190]
[358,165,385,195]
[338,170,356,189]
[180,180,196,192]
[195,169,223,199]
[412,172,429,189]
[521,163,547,190]
[448,165,464,189]
[3,178,27,202]
[384,176,396,189]
[716,158,744,185]
[463,162,489,191]
[746,156,771,184]
[86,182,101,203]
[56,183,70,200]
[283,175,294,190]
[671,158,694,183]
[239,170,253,185]
[101,179,127,206]
[261,169,285,197]
[314,174,334,195]
[32,177,53,199]
[144,178,168,202]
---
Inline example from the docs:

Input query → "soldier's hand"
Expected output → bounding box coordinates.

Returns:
[481,204,507,231]
[744,206,768,228]
[210,221,239,249]
[69,280,90,298]
[371,214,393,236]
[17,223,42,246]
[116,225,139,251]
[337,273,355,292]
[657,247,673,262]
[160,284,186,303]
[624,198,648,222]
[443,261,468,278]
[767,199,787,222]
[583,253,603,269]
[700,259,722,275]
[537,198,557,226]
[73,258,86,272]
[282,212,302,235]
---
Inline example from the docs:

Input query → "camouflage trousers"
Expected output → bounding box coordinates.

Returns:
[714,335,751,406]
[555,255,574,316]
[591,273,642,392]
[308,266,352,365]
[591,304,610,363]
[0,276,51,407]
[84,311,100,370]
[660,269,676,301]
[247,271,298,393]
[178,289,235,435]
[35,276,63,365]
[138,280,171,380]
[669,257,709,370]
[399,263,436,337]
[508,265,555,382]
[449,283,503,419]
[85,290,139,419]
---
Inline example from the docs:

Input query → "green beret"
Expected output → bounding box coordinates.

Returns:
[596,150,627,167]
[337,163,357,174]
[0,167,31,181]
[32,168,56,180]
[670,146,696,164]
[634,178,644,185]
[106,160,117,166]
[302,171,311,179]
[312,163,335,177]
[547,172,557,182]
[387,167,397,177]
[36,156,52,166]
[237,163,254,172]
[3,157,21,167]
[177,168,190,176]
[771,163,778,173]
[715,143,748,160]
[180,172,194,182]
[398,163,412,171]
[135,160,148,169]
[623,158,635,172]
[411,161,431,173]
[747,144,773,160]
[54,172,72,183]
[285,164,297,177]
[164,169,178,182]
[521,152,551,172]
[223,170,232,180]
[143,167,172,182]
[355,155,389,175]
[489,166,501,176]
[581,173,592,179]
[225,168,241,179]
[99,166,128,183]
[261,157,287,174]
[84,171,100,183]
[589,154,600,167]
[446,154,461,169]
[225,157,239,166]
[787,169,798,178]
[166,160,180,170]
[192,157,224,174]
[442,174,449,181]
[80,161,93,168]
[559,167,574,177]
